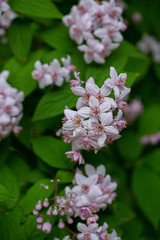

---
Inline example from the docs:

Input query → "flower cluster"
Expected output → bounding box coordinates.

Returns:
[33,164,120,240]
[137,34,160,63]
[0,71,24,140]
[0,0,17,43]
[124,99,143,124]
[63,0,126,64]
[141,131,160,145]
[32,55,76,88]
[62,67,130,164]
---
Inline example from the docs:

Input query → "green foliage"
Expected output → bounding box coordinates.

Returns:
[132,166,160,228]
[0,0,160,239]
[0,184,13,202]
[32,86,78,121]
[9,0,62,19]
[19,179,53,215]
[117,130,143,162]
[8,19,33,63]
[32,136,73,169]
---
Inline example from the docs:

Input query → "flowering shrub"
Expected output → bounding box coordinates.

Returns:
[32,55,76,88]
[0,0,160,240]
[0,70,24,140]
[62,67,130,164]
[33,164,120,239]
[0,0,16,43]
[63,0,126,64]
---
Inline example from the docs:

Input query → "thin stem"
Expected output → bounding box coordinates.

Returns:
[65,225,77,238]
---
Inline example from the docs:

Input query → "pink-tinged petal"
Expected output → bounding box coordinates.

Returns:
[94,53,105,64]
[35,60,42,70]
[88,174,98,186]
[71,86,85,96]
[59,67,70,77]
[64,109,76,119]
[104,126,119,135]
[114,85,120,98]
[63,120,74,131]
[72,185,82,194]
[90,233,99,240]
[86,77,95,84]
[113,32,123,42]
[101,84,112,96]
[99,101,111,112]
[85,164,96,176]
[100,112,113,126]
[55,77,64,86]
[98,132,107,147]
[120,86,131,100]
[97,165,106,176]
[78,107,90,118]
[116,110,123,121]
[88,223,99,232]
[94,28,107,39]
[88,187,102,199]
[110,67,118,81]
[86,83,99,96]
[76,97,86,110]
[89,96,99,108]
[0,113,10,124]
[44,74,53,85]
[84,53,93,64]
[50,59,61,71]
[104,78,114,88]
[76,173,87,186]
[78,44,89,52]
[77,233,85,240]
[103,97,117,109]
[77,223,88,233]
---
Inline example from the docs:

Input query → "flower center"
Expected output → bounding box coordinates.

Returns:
[91,106,100,116]
[83,93,90,102]
[52,72,58,79]
[82,184,89,193]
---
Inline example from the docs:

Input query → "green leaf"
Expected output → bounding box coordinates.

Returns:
[99,202,135,227]
[32,136,72,169]
[56,170,74,183]
[39,25,75,51]
[0,167,19,208]
[122,219,144,240]
[132,166,160,228]
[9,0,62,19]
[117,130,143,161]
[8,20,33,63]
[4,49,47,96]
[138,103,160,134]
[0,184,13,202]
[7,151,30,187]
[141,149,160,174]
[32,85,77,121]
[19,179,53,214]
[0,208,22,240]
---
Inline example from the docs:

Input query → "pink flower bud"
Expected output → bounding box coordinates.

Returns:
[37,216,43,223]
[69,201,75,207]
[43,199,49,208]
[68,218,73,224]
[36,224,42,229]
[42,222,52,233]
[56,198,61,204]
[33,209,39,215]
[58,220,65,229]
[52,209,58,216]
[35,201,42,211]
